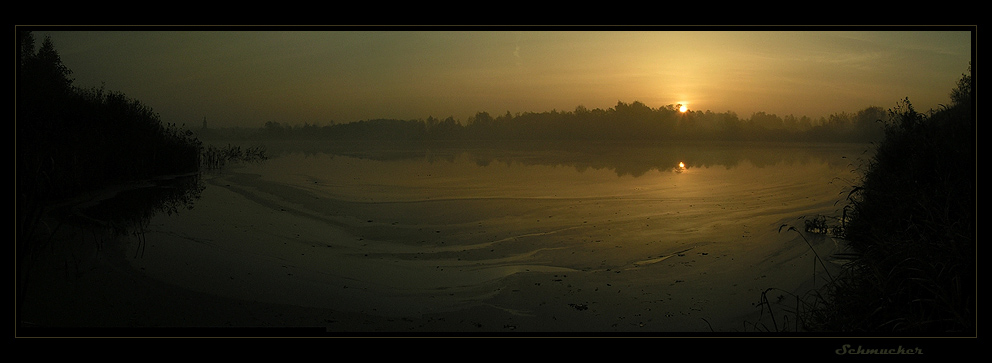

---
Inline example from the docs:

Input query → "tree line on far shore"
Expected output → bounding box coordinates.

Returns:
[225,102,889,144]
[15,27,975,334]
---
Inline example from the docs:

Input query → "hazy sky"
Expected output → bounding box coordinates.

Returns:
[30,27,973,128]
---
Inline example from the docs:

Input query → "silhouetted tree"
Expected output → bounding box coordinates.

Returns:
[17,30,206,329]
[262,121,288,137]
[816,66,975,334]
[950,62,973,108]
[243,102,895,144]
[19,33,73,97]
[17,30,203,212]
[719,111,744,139]
[852,106,887,142]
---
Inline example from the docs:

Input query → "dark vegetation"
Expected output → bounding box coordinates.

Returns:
[816,65,975,334]
[16,31,208,328]
[200,144,268,171]
[767,65,975,334]
[16,30,273,331]
[238,102,888,144]
[17,33,201,203]
[16,29,973,335]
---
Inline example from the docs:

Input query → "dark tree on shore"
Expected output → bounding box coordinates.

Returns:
[17,30,202,207]
[16,30,204,328]
[807,66,976,334]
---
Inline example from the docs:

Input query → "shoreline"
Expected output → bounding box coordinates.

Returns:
[18,163,846,337]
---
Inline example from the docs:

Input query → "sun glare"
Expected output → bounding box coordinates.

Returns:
[679,105,688,113]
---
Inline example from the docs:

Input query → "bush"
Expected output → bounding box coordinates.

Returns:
[805,68,975,334]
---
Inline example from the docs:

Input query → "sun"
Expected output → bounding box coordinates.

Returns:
[679,105,688,113]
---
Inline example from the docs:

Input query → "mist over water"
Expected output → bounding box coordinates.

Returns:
[135,141,868,331]
[17,28,973,336]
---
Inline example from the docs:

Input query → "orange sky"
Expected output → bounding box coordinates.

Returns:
[30,26,973,128]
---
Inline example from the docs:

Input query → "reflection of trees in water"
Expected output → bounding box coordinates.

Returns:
[36,174,205,259]
[17,173,205,326]
[262,140,870,177]
[22,173,205,249]
[81,173,205,236]
[87,174,205,258]
[473,141,867,177]
[23,173,205,268]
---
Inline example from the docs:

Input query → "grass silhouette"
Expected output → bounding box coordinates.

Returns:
[745,66,974,334]
[762,72,974,334]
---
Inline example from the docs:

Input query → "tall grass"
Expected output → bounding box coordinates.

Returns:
[16,31,215,329]
[200,144,268,170]
[745,71,975,334]
[795,95,975,334]
[741,221,841,333]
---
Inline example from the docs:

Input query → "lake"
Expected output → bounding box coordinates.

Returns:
[127,140,869,333]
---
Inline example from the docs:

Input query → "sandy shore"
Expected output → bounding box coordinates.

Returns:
[18,163,849,337]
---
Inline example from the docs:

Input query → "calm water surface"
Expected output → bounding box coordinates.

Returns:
[139,141,870,331]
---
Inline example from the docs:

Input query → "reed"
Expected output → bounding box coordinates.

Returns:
[200,143,268,171]
[768,95,975,334]
[740,221,842,333]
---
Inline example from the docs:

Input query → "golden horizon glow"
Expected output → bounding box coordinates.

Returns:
[32,30,973,128]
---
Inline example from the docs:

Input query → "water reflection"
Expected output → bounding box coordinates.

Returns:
[17,172,206,331]
[48,140,869,332]
[261,139,869,178]
[74,173,205,254]
[83,174,204,221]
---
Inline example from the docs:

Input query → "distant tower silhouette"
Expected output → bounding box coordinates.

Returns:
[202,116,207,130]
